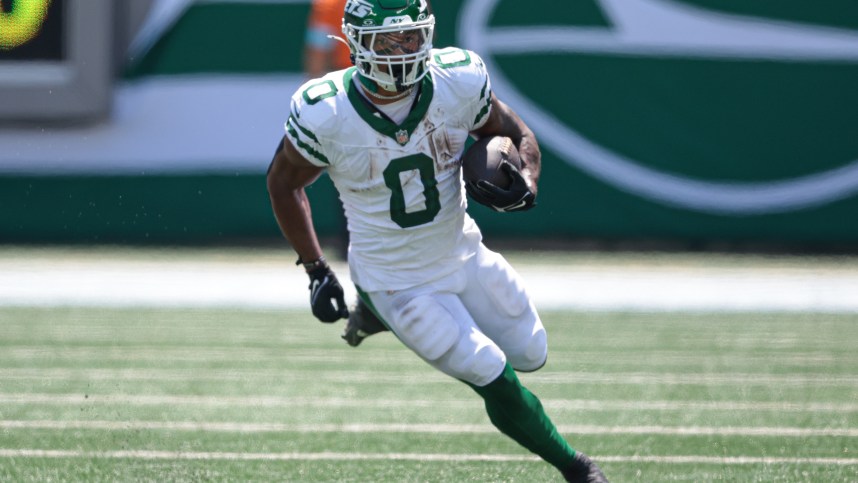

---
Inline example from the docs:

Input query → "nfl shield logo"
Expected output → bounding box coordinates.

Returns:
[396,129,409,145]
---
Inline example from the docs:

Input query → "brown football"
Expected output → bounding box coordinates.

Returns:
[461,136,522,189]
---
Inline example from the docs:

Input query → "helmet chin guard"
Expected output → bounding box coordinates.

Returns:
[341,0,435,93]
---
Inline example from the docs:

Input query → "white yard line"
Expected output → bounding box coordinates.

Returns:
[0,348,848,366]
[2,393,856,412]
[0,449,856,466]
[2,420,857,437]
[2,256,858,312]
[1,368,856,386]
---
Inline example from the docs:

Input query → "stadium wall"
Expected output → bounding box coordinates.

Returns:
[1,1,857,247]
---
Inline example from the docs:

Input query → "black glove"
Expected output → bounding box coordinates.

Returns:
[301,258,349,323]
[465,161,537,212]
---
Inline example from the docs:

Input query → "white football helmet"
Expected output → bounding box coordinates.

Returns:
[341,0,435,92]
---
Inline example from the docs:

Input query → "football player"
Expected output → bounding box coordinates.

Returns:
[267,1,608,481]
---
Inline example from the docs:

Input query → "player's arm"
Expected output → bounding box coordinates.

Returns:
[467,93,540,212]
[267,135,326,262]
[267,135,349,322]
[471,93,541,196]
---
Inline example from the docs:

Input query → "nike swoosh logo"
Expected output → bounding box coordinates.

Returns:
[501,200,528,212]
[310,279,322,304]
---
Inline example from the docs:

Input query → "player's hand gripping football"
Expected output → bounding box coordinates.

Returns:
[302,258,349,323]
[466,161,537,212]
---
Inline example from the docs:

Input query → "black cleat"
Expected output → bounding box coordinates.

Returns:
[561,452,609,483]
[341,298,388,347]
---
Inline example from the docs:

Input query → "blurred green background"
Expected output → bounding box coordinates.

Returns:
[2,0,858,250]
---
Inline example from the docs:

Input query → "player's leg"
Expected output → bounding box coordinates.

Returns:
[457,244,609,482]
[358,285,502,382]
[465,364,607,482]
[459,243,547,372]
[341,296,388,347]
[360,286,605,481]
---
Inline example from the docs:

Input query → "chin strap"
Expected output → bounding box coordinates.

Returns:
[356,72,383,94]
[355,72,414,102]
[351,58,412,95]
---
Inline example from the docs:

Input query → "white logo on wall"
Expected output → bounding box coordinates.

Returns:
[460,0,858,214]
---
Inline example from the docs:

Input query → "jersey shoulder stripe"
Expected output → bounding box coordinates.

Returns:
[473,77,491,126]
[288,111,319,144]
[286,118,329,165]
[285,96,329,164]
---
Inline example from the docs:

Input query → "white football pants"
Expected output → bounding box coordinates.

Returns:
[363,243,547,387]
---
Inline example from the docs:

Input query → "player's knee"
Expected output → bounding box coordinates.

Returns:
[396,295,459,361]
[478,256,529,317]
[448,341,506,387]
[509,327,548,372]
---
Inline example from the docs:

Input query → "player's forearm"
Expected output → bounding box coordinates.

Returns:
[478,96,542,194]
[268,185,324,262]
[516,126,541,194]
[499,106,541,193]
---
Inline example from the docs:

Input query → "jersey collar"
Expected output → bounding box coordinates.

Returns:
[344,67,434,146]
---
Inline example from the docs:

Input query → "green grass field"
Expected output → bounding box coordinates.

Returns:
[1,307,856,482]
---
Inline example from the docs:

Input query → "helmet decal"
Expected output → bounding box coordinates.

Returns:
[345,0,374,19]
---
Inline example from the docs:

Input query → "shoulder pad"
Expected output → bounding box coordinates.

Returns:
[290,70,350,136]
[285,69,350,166]
[428,48,492,129]
[428,48,489,97]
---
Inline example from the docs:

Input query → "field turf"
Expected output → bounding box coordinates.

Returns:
[1,307,857,482]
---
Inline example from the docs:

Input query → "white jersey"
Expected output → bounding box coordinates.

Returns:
[285,48,493,291]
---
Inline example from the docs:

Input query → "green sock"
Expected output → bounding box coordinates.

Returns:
[466,363,576,470]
